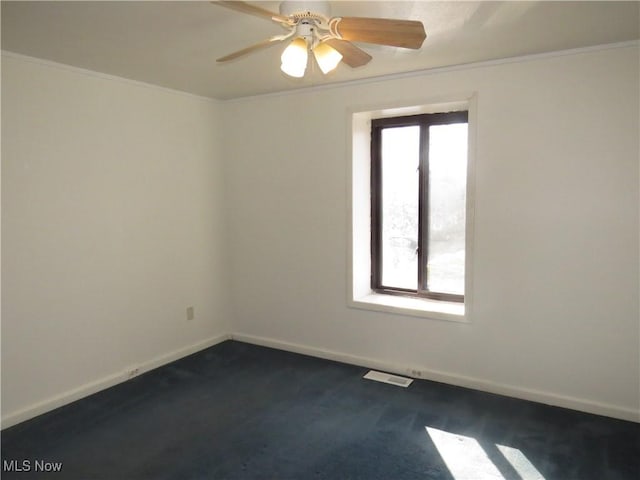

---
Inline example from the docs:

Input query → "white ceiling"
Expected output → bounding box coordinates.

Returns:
[2,1,638,100]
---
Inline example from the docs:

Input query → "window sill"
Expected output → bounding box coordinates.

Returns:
[350,292,467,323]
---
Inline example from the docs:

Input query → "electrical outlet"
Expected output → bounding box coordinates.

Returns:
[186,306,195,321]
[407,369,423,378]
[126,367,140,379]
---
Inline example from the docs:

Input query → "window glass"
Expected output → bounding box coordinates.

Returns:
[380,126,420,290]
[426,123,468,295]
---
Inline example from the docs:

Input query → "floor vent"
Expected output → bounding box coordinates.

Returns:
[363,370,413,388]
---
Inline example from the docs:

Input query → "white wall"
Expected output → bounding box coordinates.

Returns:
[222,45,639,420]
[2,44,638,426]
[1,54,231,426]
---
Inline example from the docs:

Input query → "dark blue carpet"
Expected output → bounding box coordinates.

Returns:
[1,340,639,479]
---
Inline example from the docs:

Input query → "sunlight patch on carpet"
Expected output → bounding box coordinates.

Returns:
[496,444,545,480]
[426,427,545,480]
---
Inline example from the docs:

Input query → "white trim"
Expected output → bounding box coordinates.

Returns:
[4,332,638,427]
[231,332,640,423]
[349,294,466,322]
[4,41,636,103]
[0,50,221,105]
[1,334,231,429]
[223,40,639,103]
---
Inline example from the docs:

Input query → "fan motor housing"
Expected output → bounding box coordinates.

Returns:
[279,1,331,20]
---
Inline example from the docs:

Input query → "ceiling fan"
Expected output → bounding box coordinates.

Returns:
[213,1,427,77]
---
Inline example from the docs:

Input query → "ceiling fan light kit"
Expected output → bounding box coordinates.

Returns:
[278,10,343,77]
[214,0,426,78]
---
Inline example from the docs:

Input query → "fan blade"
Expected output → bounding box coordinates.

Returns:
[323,38,372,68]
[212,1,291,25]
[217,36,286,62]
[330,17,426,49]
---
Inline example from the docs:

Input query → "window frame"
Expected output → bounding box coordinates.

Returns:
[370,111,469,303]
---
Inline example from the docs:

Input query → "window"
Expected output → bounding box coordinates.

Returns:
[349,97,474,321]
[370,111,468,303]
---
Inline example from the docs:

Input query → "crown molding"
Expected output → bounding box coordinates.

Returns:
[223,40,639,103]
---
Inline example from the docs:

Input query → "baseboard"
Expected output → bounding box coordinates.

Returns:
[5,331,637,428]
[231,332,640,423]
[1,333,231,429]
